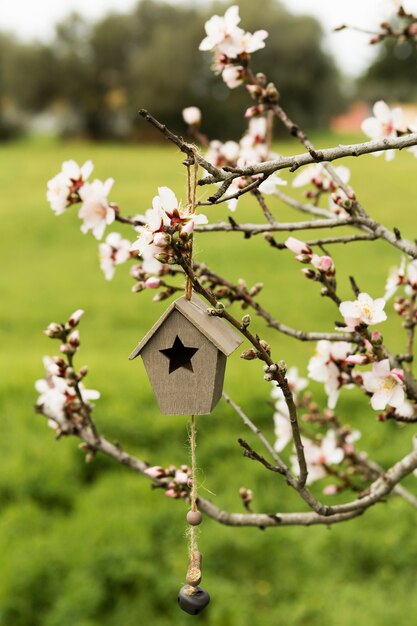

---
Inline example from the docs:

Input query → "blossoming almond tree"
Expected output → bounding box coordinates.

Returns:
[37,4,417,528]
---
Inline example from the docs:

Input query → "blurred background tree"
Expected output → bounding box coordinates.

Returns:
[0,0,345,140]
[358,38,417,103]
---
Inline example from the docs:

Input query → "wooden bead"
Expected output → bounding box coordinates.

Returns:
[187,510,202,526]
[178,585,210,615]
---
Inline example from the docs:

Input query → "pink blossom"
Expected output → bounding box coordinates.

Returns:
[361,101,405,161]
[46,159,94,215]
[182,106,201,125]
[78,178,116,240]
[362,359,405,411]
[311,255,334,273]
[339,292,387,330]
[99,232,131,280]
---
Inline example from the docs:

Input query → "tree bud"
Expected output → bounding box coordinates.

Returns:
[240,348,258,360]
[301,268,317,280]
[265,82,279,102]
[259,340,271,354]
[44,322,65,339]
[255,73,267,86]
[241,314,251,328]
[67,309,84,328]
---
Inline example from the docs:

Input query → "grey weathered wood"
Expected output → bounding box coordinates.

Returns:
[129,294,243,415]
[129,294,242,360]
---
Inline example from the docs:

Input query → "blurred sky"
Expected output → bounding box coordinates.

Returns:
[1,0,417,76]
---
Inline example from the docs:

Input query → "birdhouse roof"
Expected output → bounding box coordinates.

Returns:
[129,294,243,360]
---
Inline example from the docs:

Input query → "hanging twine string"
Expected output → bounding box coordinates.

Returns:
[185,414,202,591]
[183,148,202,592]
[185,147,198,301]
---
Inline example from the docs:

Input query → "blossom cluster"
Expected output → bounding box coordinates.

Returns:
[203,117,286,211]
[285,237,335,280]
[271,367,360,488]
[199,5,268,89]
[47,160,116,239]
[35,310,100,433]
[131,186,208,264]
[291,163,352,217]
[144,464,192,499]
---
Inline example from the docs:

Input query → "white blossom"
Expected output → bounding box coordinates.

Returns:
[339,292,387,330]
[99,232,131,280]
[292,163,350,191]
[308,340,353,409]
[46,159,93,215]
[222,65,245,89]
[78,178,116,240]
[361,101,404,161]
[291,431,344,485]
[362,359,405,411]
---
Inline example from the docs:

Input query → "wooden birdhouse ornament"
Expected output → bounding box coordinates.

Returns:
[129,293,242,415]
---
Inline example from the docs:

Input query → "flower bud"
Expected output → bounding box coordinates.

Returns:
[259,340,271,354]
[153,232,171,248]
[144,276,161,289]
[313,255,334,273]
[78,365,88,378]
[255,73,267,87]
[301,268,317,280]
[371,331,383,345]
[244,104,265,118]
[67,309,84,328]
[68,330,80,348]
[155,252,171,264]
[285,237,313,255]
[264,372,273,381]
[246,84,264,100]
[249,283,263,296]
[182,106,202,126]
[241,314,251,328]
[180,220,194,238]
[265,82,279,102]
[44,322,65,339]
[277,360,287,374]
[240,348,258,360]
[295,254,313,264]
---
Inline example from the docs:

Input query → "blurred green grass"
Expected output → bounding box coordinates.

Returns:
[1,133,417,625]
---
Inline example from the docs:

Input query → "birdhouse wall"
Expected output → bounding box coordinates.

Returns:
[140,309,225,415]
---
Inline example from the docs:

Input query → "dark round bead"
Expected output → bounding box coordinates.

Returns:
[186,510,203,526]
[178,585,210,615]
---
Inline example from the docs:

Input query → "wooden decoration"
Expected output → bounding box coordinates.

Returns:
[129,293,242,415]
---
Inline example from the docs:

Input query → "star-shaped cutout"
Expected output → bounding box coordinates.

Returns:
[160,335,199,374]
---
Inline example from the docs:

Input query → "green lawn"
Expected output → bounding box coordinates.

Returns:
[1,133,417,625]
